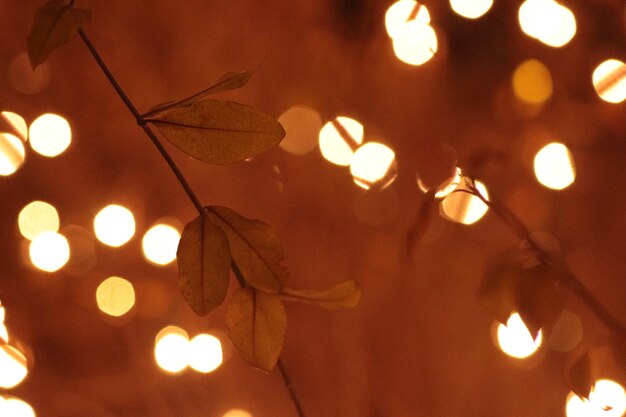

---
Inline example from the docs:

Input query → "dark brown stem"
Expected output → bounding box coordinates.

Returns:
[466,181,626,335]
[78,28,306,417]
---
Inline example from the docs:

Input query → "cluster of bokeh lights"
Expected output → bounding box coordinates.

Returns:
[154,326,224,374]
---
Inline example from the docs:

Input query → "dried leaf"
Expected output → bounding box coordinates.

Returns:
[516,264,563,339]
[406,189,437,257]
[567,351,593,399]
[206,206,288,293]
[226,287,286,372]
[478,257,521,325]
[280,280,361,309]
[143,70,255,118]
[27,0,91,69]
[176,212,231,316]
[149,99,285,165]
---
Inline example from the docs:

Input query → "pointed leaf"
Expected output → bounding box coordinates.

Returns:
[177,212,231,316]
[478,256,522,325]
[516,264,563,339]
[27,0,91,69]
[226,287,286,372]
[206,206,287,293]
[143,69,256,118]
[149,99,285,165]
[280,280,361,309]
[567,351,593,399]
[406,189,436,257]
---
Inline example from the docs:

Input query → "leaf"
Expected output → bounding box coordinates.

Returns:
[406,189,437,258]
[176,212,231,316]
[226,287,286,372]
[516,264,563,339]
[206,206,288,293]
[27,0,91,69]
[567,351,593,399]
[611,334,626,374]
[280,280,361,309]
[143,69,256,118]
[149,99,285,165]
[478,255,523,325]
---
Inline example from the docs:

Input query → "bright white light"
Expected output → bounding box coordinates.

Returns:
[28,113,72,157]
[519,0,576,48]
[222,409,253,417]
[392,21,438,66]
[18,201,60,240]
[385,0,431,39]
[592,59,626,104]
[440,179,489,225]
[154,327,189,373]
[0,397,36,417]
[534,142,576,190]
[96,276,136,317]
[497,313,542,359]
[188,334,223,374]
[350,142,397,190]
[94,205,136,247]
[0,133,25,176]
[450,0,493,19]
[0,345,28,389]
[29,231,70,272]
[1,112,28,141]
[566,380,626,417]
[142,224,180,266]
[319,117,364,166]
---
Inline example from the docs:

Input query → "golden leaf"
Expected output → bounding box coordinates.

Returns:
[27,0,91,69]
[177,212,231,316]
[226,287,286,372]
[206,206,288,293]
[149,100,285,165]
[280,280,361,309]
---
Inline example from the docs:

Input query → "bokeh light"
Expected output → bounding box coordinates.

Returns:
[8,53,51,95]
[94,205,136,247]
[28,114,72,157]
[96,276,136,318]
[592,59,626,104]
[350,142,398,190]
[222,409,253,417]
[566,380,626,417]
[548,310,583,352]
[155,326,189,373]
[188,334,223,374]
[518,0,576,48]
[1,112,28,141]
[278,106,323,155]
[29,231,70,272]
[385,0,431,39]
[440,179,489,225]
[142,224,180,266]
[497,313,542,359]
[450,0,493,19]
[512,59,553,105]
[0,344,28,388]
[18,201,60,240]
[0,397,36,417]
[319,117,364,166]
[533,142,576,190]
[392,21,438,66]
[0,133,25,176]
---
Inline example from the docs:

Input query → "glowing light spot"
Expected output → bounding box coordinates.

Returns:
[8,53,51,95]
[1,112,28,141]
[278,106,323,155]
[548,310,583,352]
[29,231,70,272]
[155,326,189,373]
[392,21,438,66]
[440,179,489,225]
[94,205,135,247]
[519,0,576,48]
[534,142,576,190]
[96,276,136,318]
[497,313,542,359]
[592,59,626,104]
[566,380,626,417]
[18,201,60,240]
[28,114,71,157]
[0,345,28,388]
[319,117,364,166]
[350,142,398,190]
[512,59,553,105]
[142,224,180,266]
[223,409,253,417]
[385,0,431,39]
[450,0,493,19]
[0,326,7,344]
[188,334,223,374]
[0,397,36,417]
[0,133,25,176]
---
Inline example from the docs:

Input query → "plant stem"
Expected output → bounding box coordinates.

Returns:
[466,182,626,335]
[78,28,307,417]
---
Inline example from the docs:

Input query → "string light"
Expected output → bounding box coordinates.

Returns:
[0,133,25,176]
[1,112,28,141]
[566,380,626,417]
[440,178,489,225]
[93,205,136,247]
[512,59,553,105]
[592,59,626,104]
[392,21,438,66]
[28,114,72,157]
[142,224,180,266]
[318,117,364,166]
[154,326,189,373]
[350,142,398,190]
[96,277,136,317]
[450,0,493,19]
[0,396,36,417]
[188,334,223,374]
[533,143,576,190]
[518,0,576,48]
[0,344,28,389]
[18,201,60,240]
[385,0,431,39]
[278,106,323,155]
[29,231,70,272]
[497,313,542,359]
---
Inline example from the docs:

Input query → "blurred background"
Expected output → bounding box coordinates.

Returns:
[1,0,626,416]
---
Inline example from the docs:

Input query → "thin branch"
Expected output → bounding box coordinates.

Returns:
[466,181,626,335]
[78,28,306,417]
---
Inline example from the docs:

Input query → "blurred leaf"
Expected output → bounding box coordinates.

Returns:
[611,335,626,374]
[516,264,563,339]
[27,0,91,69]
[207,206,288,293]
[143,69,256,118]
[280,280,361,309]
[149,99,285,165]
[177,212,231,316]
[478,254,524,324]
[226,287,286,372]
[567,351,593,399]
[406,190,436,257]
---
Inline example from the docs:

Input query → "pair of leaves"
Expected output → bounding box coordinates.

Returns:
[177,206,361,371]
[479,251,563,338]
